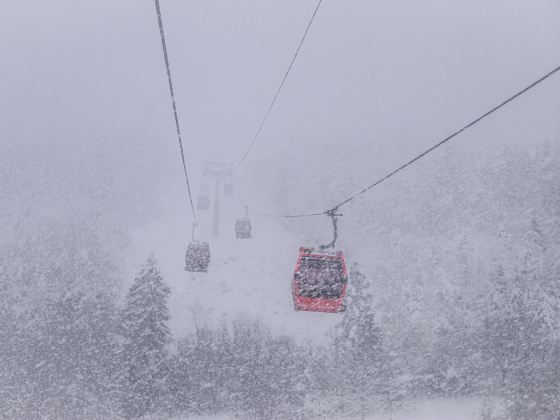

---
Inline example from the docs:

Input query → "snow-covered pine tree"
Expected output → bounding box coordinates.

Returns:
[229,319,274,418]
[120,255,172,419]
[261,336,308,419]
[24,293,121,419]
[188,326,223,415]
[168,335,195,415]
[334,265,393,418]
[480,263,555,420]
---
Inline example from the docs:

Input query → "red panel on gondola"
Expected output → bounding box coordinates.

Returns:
[292,247,348,313]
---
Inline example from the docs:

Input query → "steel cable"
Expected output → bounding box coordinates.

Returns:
[252,64,560,218]
[154,0,198,223]
[233,0,324,172]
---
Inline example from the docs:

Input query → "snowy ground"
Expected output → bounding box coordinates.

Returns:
[373,398,481,420]
[172,398,481,419]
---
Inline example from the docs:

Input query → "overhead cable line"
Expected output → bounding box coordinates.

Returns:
[233,0,324,172]
[154,0,198,223]
[253,63,560,218]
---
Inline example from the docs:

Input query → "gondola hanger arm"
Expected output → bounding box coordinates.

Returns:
[319,207,342,251]
[191,222,198,242]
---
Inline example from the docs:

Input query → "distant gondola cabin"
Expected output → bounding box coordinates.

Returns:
[234,217,252,239]
[185,242,210,272]
[197,194,210,210]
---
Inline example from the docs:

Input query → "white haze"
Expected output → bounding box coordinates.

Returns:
[1,1,560,419]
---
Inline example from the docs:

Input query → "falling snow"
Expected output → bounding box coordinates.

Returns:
[2,0,560,419]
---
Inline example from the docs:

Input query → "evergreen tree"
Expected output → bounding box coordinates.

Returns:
[260,336,308,419]
[0,222,122,419]
[120,255,172,418]
[189,326,224,415]
[480,264,556,420]
[229,319,270,419]
[168,335,195,415]
[23,294,121,419]
[334,265,392,418]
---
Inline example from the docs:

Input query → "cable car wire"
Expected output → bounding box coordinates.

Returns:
[252,63,560,219]
[154,0,198,223]
[233,0,324,172]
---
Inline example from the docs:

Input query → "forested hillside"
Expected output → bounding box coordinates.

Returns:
[1,144,559,419]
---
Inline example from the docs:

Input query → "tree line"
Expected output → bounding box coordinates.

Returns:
[1,144,559,419]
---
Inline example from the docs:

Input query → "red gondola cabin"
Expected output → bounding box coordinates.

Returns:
[292,247,348,313]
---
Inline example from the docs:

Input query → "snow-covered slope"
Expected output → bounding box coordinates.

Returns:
[126,191,341,344]
[173,398,482,420]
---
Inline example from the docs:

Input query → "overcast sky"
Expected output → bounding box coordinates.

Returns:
[1,0,559,223]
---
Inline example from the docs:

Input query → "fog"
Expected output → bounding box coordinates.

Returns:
[1,1,560,419]
[2,0,559,218]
